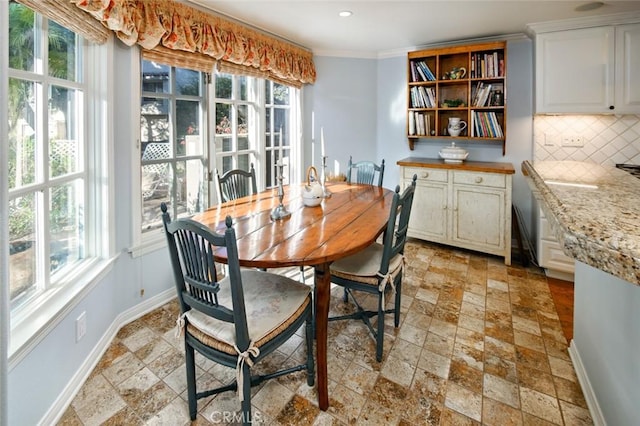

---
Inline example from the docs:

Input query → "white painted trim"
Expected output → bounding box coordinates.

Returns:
[128,229,166,258]
[314,33,529,60]
[569,340,607,426]
[527,11,640,35]
[38,288,176,426]
[1,3,10,425]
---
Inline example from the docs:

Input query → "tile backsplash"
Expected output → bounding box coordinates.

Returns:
[533,115,640,166]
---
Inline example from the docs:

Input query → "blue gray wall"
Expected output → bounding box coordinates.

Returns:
[9,37,535,424]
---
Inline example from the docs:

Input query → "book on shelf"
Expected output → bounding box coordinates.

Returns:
[410,61,418,82]
[472,111,503,138]
[409,112,416,135]
[416,61,436,81]
[472,82,492,107]
[411,112,431,136]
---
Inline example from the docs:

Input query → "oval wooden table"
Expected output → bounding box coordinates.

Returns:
[192,182,394,411]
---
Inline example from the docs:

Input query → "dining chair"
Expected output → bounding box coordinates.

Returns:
[347,156,385,187]
[329,175,417,362]
[160,203,315,424]
[215,163,258,203]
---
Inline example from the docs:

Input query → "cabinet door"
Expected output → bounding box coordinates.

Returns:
[615,23,640,114]
[536,27,615,113]
[451,185,505,250]
[407,181,448,241]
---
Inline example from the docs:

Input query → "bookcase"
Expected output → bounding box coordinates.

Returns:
[407,41,507,153]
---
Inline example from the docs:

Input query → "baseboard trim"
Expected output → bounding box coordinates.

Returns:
[568,340,606,426]
[38,288,176,426]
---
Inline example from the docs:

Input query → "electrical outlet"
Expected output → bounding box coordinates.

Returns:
[561,135,584,147]
[544,133,558,146]
[76,311,87,342]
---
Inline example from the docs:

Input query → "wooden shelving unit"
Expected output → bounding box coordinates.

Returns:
[407,41,507,154]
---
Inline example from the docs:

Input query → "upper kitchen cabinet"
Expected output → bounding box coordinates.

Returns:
[529,14,640,114]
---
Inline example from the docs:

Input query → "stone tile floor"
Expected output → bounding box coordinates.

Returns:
[57,239,592,425]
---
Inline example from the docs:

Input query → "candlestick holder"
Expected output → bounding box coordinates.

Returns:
[321,155,332,198]
[270,162,291,220]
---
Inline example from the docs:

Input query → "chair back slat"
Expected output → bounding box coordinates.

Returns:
[161,204,250,341]
[380,175,417,274]
[347,156,385,187]
[216,163,258,203]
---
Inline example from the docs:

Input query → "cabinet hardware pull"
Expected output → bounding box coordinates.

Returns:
[475,177,483,183]
[609,105,615,110]
[422,172,429,178]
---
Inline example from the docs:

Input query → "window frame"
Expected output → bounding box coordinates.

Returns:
[130,64,303,257]
[5,3,115,364]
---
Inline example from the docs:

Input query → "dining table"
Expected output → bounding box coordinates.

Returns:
[191,181,395,410]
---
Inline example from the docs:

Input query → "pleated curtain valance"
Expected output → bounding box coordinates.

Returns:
[71,0,317,86]
[15,0,111,44]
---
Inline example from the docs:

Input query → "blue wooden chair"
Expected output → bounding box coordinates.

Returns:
[161,203,314,424]
[347,156,385,187]
[329,175,417,362]
[215,163,257,203]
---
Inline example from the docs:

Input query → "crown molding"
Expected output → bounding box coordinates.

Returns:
[527,11,640,36]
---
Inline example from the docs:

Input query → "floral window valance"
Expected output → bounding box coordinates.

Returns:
[72,0,316,86]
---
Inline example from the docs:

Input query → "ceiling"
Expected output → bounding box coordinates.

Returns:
[187,1,640,57]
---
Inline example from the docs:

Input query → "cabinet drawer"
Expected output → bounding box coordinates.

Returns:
[453,171,505,188]
[404,167,448,183]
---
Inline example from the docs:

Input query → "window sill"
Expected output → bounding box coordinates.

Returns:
[128,230,166,258]
[8,255,119,370]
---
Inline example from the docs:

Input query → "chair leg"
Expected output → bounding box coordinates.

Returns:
[241,362,252,425]
[305,313,315,386]
[342,288,349,303]
[185,342,198,420]
[394,276,403,328]
[376,292,385,362]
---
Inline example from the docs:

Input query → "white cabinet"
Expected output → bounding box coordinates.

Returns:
[615,24,640,113]
[534,22,640,114]
[401,163,513,265]
[536,207,575,280]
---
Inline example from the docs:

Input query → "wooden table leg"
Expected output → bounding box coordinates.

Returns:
[314,263,330,411]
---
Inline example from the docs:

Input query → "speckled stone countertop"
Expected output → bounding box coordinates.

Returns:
[522,160,640,286]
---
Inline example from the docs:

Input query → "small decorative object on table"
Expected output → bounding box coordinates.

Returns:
[439,142,469,164]
[270,161,292,220]
[303,166,324,207]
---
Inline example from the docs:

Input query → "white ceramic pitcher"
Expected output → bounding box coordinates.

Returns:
[447,117,467,137]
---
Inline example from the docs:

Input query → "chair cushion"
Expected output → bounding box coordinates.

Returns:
[330,243,403,286]
[185,270,311,355]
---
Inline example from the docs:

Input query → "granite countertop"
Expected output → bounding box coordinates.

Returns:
[522,160,640,285]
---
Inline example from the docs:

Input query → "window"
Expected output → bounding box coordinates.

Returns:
[264,80,293,187]
[136,66,301,240]
[6,1,111,341]
[213,74,298,189]
[140,60,207,233]
[214,73,257,179]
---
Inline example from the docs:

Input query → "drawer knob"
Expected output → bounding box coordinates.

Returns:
[422,172,429,178]
[475,176,483,183]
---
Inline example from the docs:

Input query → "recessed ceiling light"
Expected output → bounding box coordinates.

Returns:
[339,10,353,18]
[575,2,605,12]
